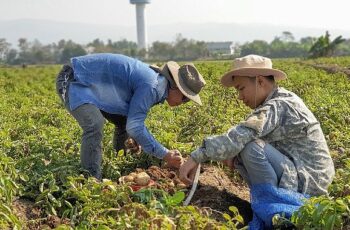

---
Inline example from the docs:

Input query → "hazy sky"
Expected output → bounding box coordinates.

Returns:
[1,0,350,30]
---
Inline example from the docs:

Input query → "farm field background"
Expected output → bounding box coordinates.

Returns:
[0,58,350,229]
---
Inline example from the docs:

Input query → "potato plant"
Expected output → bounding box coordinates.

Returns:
[0,57,349,229]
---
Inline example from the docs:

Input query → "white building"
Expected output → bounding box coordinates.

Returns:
[206,41,235,55]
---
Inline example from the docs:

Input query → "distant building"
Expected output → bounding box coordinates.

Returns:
[206,41,234,55]
[85,46,95,54]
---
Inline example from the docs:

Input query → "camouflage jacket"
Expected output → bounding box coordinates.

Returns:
[191,87,335,196]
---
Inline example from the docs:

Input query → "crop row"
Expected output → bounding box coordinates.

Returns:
[0,58,349,229]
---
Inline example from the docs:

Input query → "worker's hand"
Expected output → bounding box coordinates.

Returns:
[221,157,236,170]
[163,150,183,169]
[179,157,199,186]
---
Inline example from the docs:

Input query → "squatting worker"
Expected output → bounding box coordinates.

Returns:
[56,53,206,180]
[180,54,334,196]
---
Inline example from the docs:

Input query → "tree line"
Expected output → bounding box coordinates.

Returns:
[0,31,349,65]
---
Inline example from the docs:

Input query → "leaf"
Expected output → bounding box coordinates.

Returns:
[118,149,124,157]
[64,200,73,209]
[96,225,112,230]
[222,213,231,221]
[49,203,57,216]
[19,174,29,182]
[0,212,12,223]
[35,190,50,202]
[0,203,12,213]
[47,193,58,203]
[324,214,336,230]
[168,191,185,205]
[39,182,44,193]
[234,215,244,224]
[34,200,45,206]
[229,206,239,215]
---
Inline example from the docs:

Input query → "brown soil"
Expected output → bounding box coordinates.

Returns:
[124,141,252,224]
[12,199,41,223]
[132,164,252,225]
[12,199,70,229]
[189,164,252,225]
[309,63,350,78]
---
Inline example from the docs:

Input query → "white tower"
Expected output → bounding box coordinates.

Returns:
[129,0,151,52]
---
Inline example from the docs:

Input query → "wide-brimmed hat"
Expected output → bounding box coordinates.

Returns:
[221,54,287,87]
[150,61,206,105]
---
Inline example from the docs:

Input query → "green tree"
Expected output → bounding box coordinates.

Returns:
[5,49,18,65]
[0,38,11,63]
[109,39,138,56]
[280,31,295,43]
[87,38,107,53]
[60,40,86,63]
[17,38,31,64]
[149,41,175,60]
[172,34,208,61]
[29,39,56,64]
[269,32,307,58]
[240,40,270,56]
[308,31,345,58]
[300,37,316,50]
[334,39,350,56]
[270,37,285,57]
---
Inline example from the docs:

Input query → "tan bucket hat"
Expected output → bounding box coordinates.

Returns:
[221,54,287,87]
[150,61,206,105]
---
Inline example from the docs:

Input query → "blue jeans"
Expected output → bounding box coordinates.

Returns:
[234,140,292,187]
[56,65,128,180]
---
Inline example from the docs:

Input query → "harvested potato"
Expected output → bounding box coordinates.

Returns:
[129,172,137,178]
[168,181,175,188]
[118,176,126,184]
[177,183,187,189]
[124,175,134,182]
[134,172,151,186]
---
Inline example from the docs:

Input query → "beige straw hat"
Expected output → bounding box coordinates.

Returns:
[221,54,287,87]
[150,61,206,105]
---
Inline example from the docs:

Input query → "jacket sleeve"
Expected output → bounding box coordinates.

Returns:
[191,103,280,163]
[126,85,168,159]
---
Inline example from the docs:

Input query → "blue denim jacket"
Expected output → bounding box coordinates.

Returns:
[68,53,169,158]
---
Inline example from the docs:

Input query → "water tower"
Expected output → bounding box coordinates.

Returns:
[129,0,151,52]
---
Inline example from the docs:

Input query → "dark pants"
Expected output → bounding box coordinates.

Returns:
[56,65,128,179]
[100,111,129,153]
